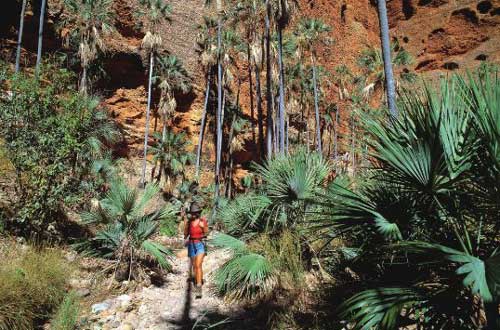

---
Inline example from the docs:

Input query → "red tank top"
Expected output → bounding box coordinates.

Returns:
[189,217,207,240]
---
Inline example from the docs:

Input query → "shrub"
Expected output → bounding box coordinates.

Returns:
[0,64,119,238]
[51,292,80,330]
[0,241,71,330]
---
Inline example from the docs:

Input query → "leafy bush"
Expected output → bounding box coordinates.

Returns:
[0,241,71,330]
[76,180,175,279]
[51,292,80,330]
[0,65,119,238]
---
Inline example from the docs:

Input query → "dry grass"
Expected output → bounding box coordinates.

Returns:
[0,240,72,330]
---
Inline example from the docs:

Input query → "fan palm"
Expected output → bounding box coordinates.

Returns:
[357,44,415,101]
[195,16,218,177]
[148,130,193,189]
[319,70,500,329]
[296,18,331,155]
[63,0,114,94]
[155,54,191,140]
[137,0,171,188]
[77,180,174,279]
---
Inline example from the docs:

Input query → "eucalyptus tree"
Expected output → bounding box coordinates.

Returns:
[63,0,114,94]
[296,18,331,155]
[195,16,218,177]
[376,0,397,118]
[15,0,28,73]
[35,0,47,75]
[137,0,171,188]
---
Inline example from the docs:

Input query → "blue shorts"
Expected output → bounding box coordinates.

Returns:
[187,241,205,258]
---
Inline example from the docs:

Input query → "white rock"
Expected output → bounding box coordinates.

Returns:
[92,302,111,314]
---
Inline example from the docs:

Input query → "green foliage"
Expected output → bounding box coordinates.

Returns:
[0,242,71,330]
[76,180,175,275]
[0,66,119,237]
[219,148,330,234]
[149,129,194,187]
[213,149,328,302]
[325,69,500,329]
[51,292,80,330]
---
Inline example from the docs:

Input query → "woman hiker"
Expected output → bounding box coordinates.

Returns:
[183,202,208,299]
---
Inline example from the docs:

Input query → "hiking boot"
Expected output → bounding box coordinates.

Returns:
[195,285,202,299]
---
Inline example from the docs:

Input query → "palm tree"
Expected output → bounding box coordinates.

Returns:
[204,0,226,219]
[156,55,191,139]
[195,16,217,177]
[78,180,174,280]
[63,0,114,94]
[35,0,47,75]
[376,0,397,118]
[296,18,331,155]
[138,0,171,188]
[15,0,27,73]
[264,0,273,159]
[273,0,295,154]
[357,44,414,100]
[233,0,266,158]
[148,130,193,189]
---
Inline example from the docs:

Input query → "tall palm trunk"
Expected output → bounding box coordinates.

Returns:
[195,69,211,177]
[377,0,398,118]
[212,11,223,220]
[255,63,264,159]
[15,0,27,73]
[311,55,322,155]
[35,0,47,76]
[265,0,273,159]
[277,27,286,153]
[140,52,155,188]
[334,108,339,159]
[247,42,256,145]
[80,65,88,95]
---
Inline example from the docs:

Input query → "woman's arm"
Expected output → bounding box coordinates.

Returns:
[183,216,189,239]
[200,218,209,236]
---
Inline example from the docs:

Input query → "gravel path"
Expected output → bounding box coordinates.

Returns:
[85,248,243,330]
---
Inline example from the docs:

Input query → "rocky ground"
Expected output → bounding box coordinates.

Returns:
[78,247,247,330]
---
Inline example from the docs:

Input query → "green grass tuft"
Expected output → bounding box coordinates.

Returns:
[51,292,80,330]
[0,241,71,330]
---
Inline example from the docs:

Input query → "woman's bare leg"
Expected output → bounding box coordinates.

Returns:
[189,257,194,282]
[193,253,205,286]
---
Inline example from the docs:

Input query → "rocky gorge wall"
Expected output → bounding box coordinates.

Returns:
[1,0,499,166]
